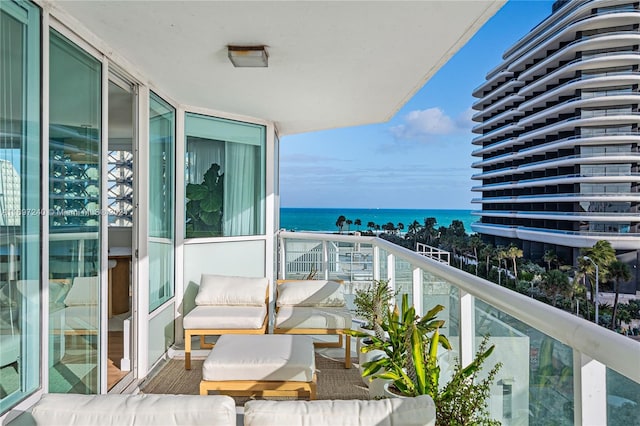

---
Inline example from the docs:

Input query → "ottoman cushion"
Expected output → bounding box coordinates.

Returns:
[275,307,351,329]
[183,305,267,329]
[202,335,315,382]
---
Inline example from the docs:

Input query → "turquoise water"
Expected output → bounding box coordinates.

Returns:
[280,208,475,233]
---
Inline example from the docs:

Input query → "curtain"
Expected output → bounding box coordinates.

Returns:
[224,143,256,235]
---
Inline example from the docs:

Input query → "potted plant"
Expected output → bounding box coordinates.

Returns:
[353,279,396,340]
[185,163,223,238]
[352,294,502,425]
[350,280,396,394]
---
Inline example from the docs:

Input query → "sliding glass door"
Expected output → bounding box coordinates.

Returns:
[0,0,41,413]
[48,30,102,394]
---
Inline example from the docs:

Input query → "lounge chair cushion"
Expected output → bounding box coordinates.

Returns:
[183,305,267,330]
[275,306,351,329]
[243,395,436,426]
[195,274,267,306]
[63,276,99,306]
[31,393,236,426]
[276,280,345,307]
[202,335,315,382]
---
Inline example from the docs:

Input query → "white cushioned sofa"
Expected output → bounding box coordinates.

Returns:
[26,393,236,426]
[20,393,436,426]
[273,280,352,368]
[182,274,269,369]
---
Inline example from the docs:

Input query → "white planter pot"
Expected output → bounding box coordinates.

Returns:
[383,382,408,399]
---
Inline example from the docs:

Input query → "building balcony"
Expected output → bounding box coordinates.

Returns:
[472,172,640,191]
[274,231,640,424]
[506,7,640,73]
[472,152,640,180]
[472,209,640,222]
[473,191,640,203]
[519,73,640,113]
[471,221,640,250]
[472,133,640,166]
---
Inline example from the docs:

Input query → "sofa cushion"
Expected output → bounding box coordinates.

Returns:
[183,305,267,330]
[276,280,345,307]
[243,395,436,426]
[195,274,267,306]
[275,306,351,329]
[63,277,99,306]
[30,393,236,426]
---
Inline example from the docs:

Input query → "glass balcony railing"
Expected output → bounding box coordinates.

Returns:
[278,230,640,426]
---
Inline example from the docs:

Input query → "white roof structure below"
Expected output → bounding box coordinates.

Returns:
[45,0,505,135]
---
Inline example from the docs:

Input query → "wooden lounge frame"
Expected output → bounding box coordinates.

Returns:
[200,373,317,400]
[184,288,269,370]
[273,279,351,369]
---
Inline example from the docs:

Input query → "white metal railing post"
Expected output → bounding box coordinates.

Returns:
[387,253,395,292]
[459,290,475,367]
[322,240,329,280]
[373,246,380,281]
[412,267,423,315]
[278,234,286,279]
[573,351,607,425]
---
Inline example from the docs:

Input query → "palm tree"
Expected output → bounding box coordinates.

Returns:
[468,234,483,275]
[495,246,508,285]
[345,219,353,232]
[367,221,376,233]
[354,218,362,231]
[541,269,571,307]
[479,243,494,278]
[543,250,558,271]
[335,215,346,234]
[407,220,422,249]
[580,240,616,309]
[506,245,523,281]
[608,260,631,329]
[397,222,404,235]
[422,217,437,245]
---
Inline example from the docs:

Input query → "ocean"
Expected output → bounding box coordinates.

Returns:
[280,208,476,234]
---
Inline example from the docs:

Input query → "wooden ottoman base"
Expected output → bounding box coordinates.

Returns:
[199,335,317,401]
[200,373,317,400]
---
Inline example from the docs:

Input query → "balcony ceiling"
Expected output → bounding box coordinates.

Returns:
[47,0,505,135]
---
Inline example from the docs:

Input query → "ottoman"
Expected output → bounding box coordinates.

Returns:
[200,334,317,400]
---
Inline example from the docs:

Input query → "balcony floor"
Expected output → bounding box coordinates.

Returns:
[139,350,367,404]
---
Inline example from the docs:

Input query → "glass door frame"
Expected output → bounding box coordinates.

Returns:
[106,68,139,391]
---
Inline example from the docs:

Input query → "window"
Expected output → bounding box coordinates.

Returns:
[149,93,175,311]
[184,113,265,238]
[0,0,41,413]
[581,85,634,99]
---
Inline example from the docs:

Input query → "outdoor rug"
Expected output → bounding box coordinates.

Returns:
[140,354,369,404]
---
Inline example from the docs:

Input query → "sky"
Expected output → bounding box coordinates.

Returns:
[279,0,556,210]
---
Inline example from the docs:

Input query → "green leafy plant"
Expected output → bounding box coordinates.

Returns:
[353,279,397,339]
[348,294,502,425]
[185,163,223,238]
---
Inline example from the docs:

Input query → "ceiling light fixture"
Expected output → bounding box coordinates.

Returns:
[227,45,268,68]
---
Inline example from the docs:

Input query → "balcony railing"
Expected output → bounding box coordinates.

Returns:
[278,230,640,426]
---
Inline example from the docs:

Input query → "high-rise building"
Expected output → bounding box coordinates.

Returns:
[0,159,20,227]
[471,0,639,291]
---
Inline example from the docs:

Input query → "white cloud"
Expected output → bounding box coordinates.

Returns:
[390,107,471,141]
